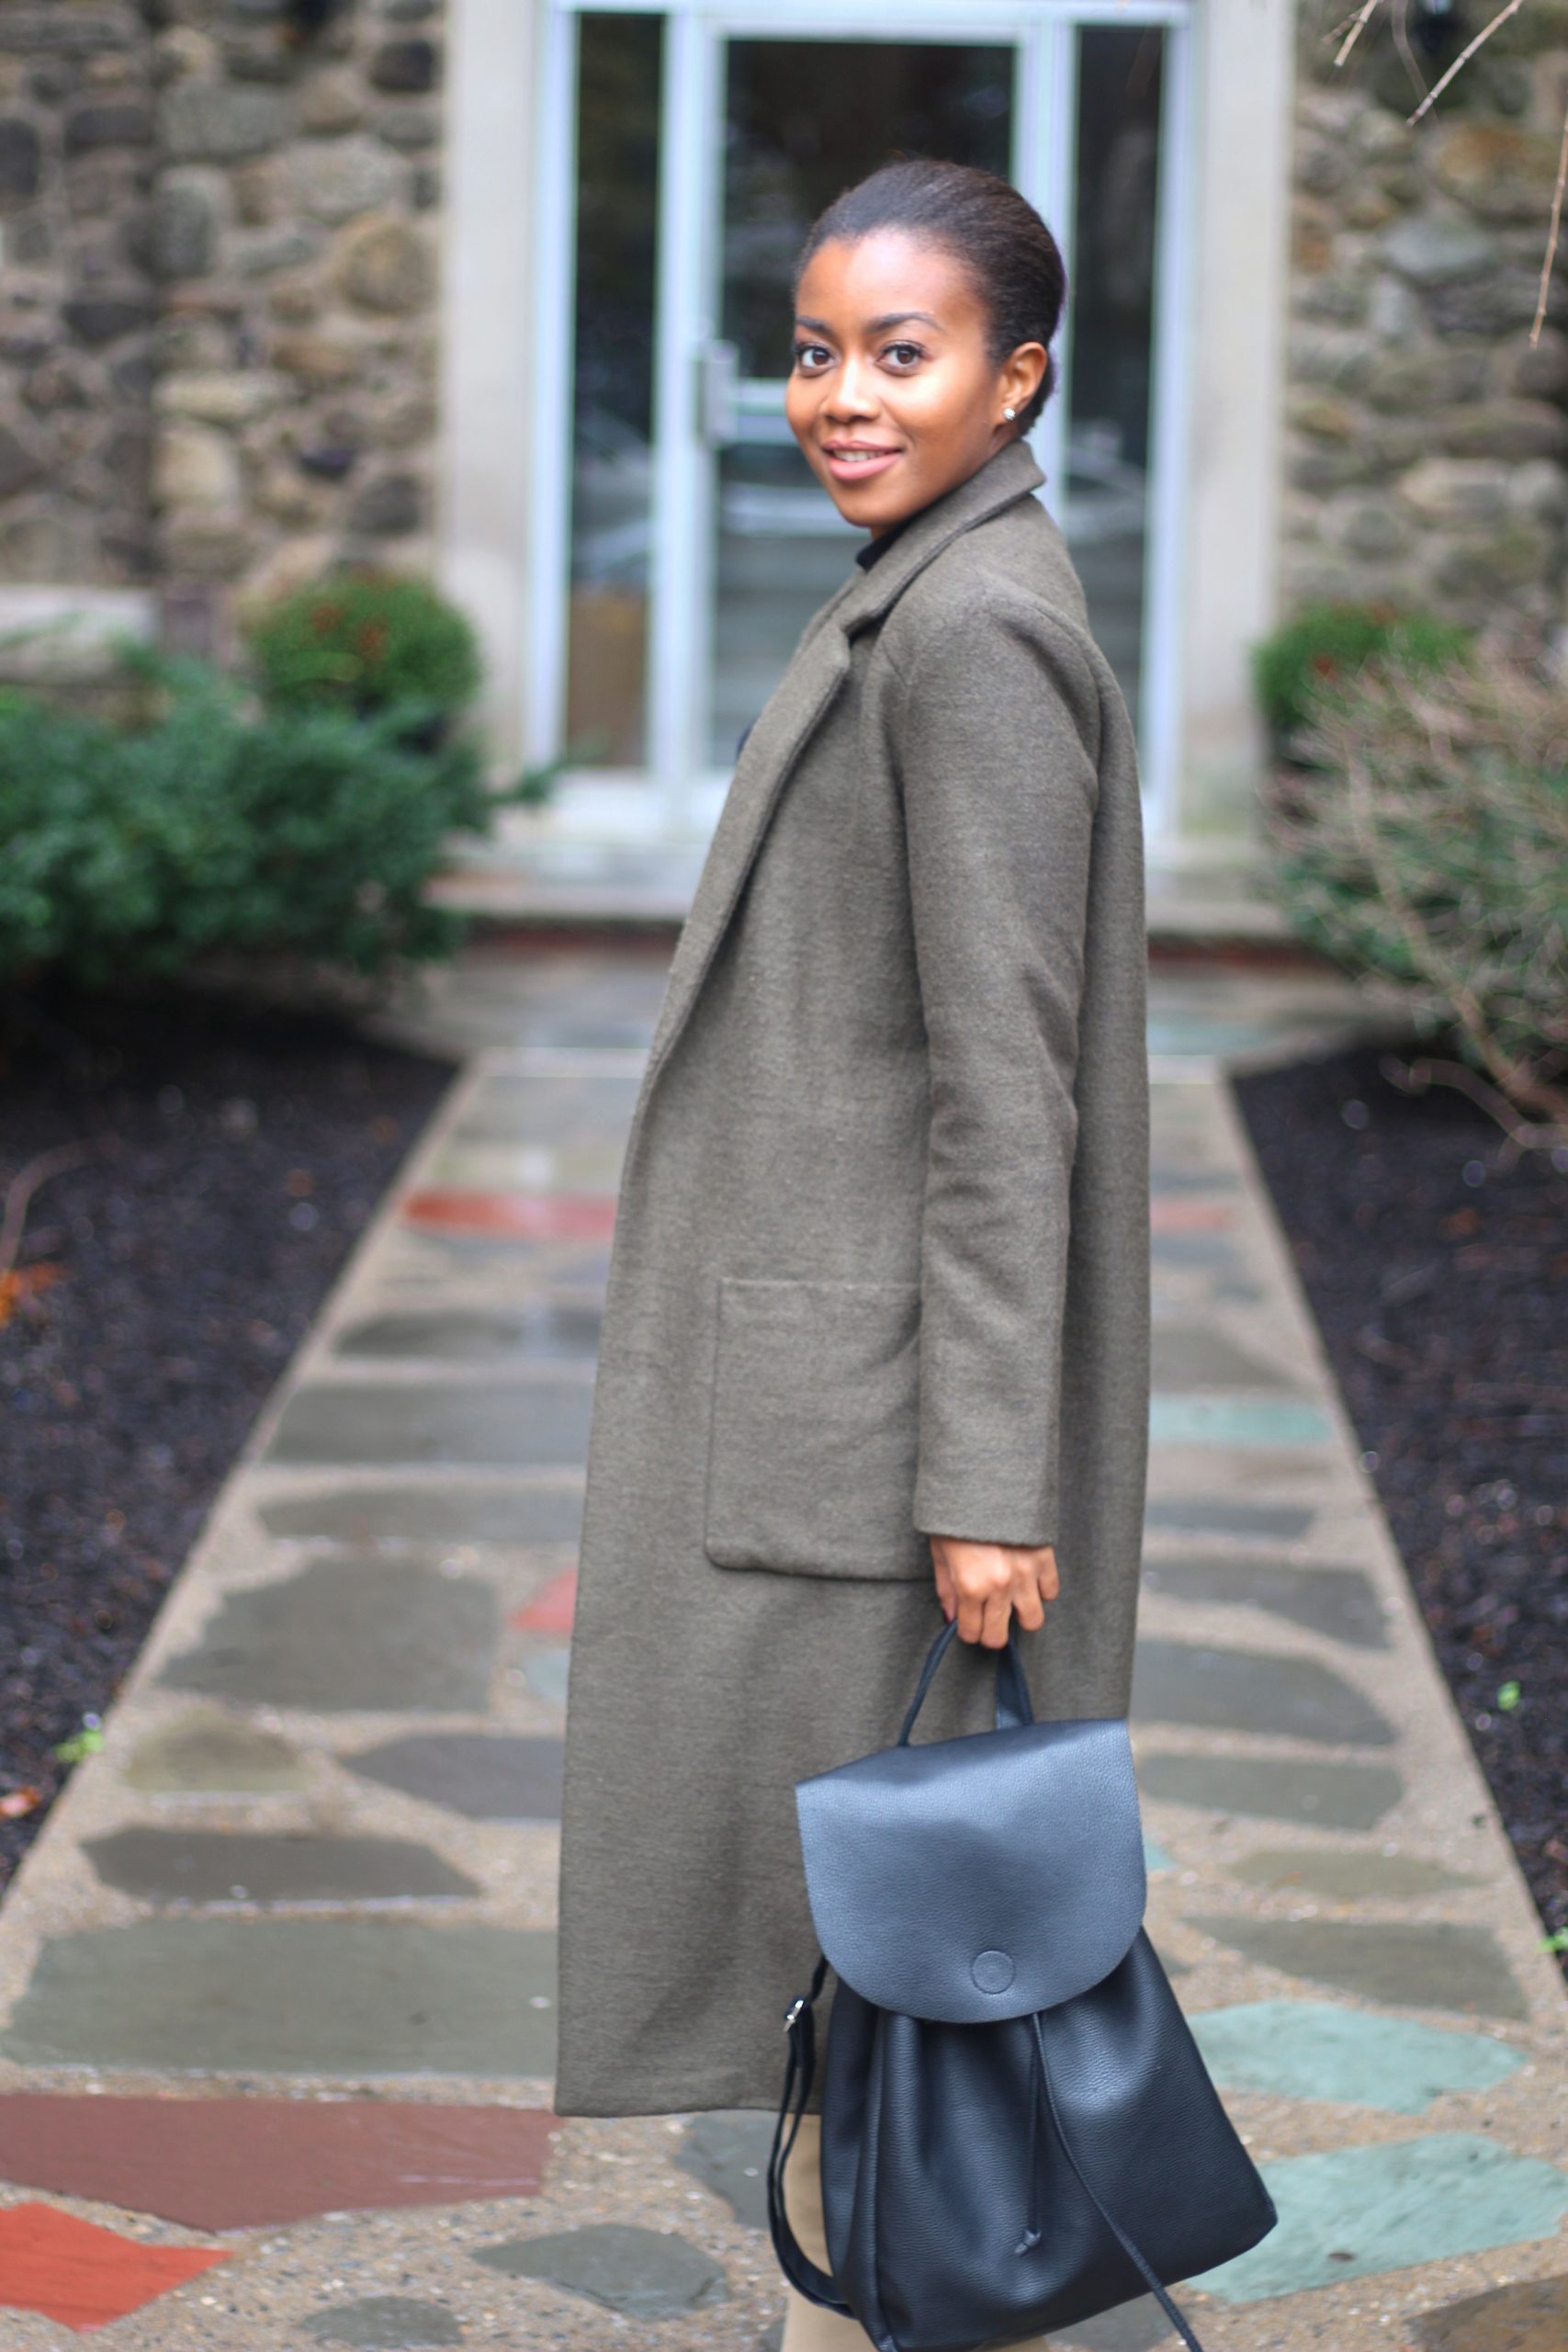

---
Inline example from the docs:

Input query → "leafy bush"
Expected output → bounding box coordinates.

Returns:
[242,571,482,722]
[1264,649,1568,1136]
[1251,601,1474,750]
[0,655,492,988]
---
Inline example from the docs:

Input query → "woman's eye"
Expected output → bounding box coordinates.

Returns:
[883,342,925,368]
[793,342,830,371]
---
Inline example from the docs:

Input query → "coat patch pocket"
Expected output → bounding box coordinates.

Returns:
[703,1276,931,1582]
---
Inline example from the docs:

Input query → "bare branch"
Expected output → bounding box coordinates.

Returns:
[1334,0,1385,70]
[0,1143,91,1286]
[1391,0,1428,105]
[1380,1052,1568,1154]
[1407,0,1527,123]
[1531,90,1568,346]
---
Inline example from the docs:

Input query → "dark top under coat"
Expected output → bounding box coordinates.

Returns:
[738,517,918,756]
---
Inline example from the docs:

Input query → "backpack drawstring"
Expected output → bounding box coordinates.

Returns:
[1013,2020,1043,2256]
[1028,2013,1211,2352]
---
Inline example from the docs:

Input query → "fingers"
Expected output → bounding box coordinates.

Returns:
[931,1538,955,1623]
[979,1589,1014,1648]
[933,1540,1060,1646]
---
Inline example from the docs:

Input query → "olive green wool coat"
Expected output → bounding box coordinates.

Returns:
[556,436,1150,2117]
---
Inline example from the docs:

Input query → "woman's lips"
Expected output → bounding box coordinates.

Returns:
[821,445,901,485]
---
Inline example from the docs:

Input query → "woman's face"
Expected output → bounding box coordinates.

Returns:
[784,230,1047,539]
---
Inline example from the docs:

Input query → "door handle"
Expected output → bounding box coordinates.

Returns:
[695,338,739,446]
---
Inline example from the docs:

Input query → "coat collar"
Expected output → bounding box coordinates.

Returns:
[833,435,1045,632]
[637,437,1046,1093]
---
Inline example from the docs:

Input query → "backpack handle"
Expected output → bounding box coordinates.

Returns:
[897,1618,1034,1747]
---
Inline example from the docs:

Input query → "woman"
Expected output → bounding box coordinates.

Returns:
[557,159,1150,2348]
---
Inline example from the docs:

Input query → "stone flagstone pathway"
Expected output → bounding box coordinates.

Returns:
[0,937,1564,2351]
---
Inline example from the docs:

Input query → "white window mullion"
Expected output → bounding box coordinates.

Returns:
[647,10,722,831]
[523,4,581,769]
[1015,17,1077,531]
[1138,16,1195,846]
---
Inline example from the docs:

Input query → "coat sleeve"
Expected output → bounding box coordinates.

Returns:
[887,582,1103,1549]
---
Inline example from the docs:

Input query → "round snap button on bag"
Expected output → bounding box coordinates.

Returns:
[971,1950,1015,1995]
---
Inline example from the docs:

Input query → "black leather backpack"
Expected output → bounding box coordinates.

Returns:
[767,1621,1277,2352]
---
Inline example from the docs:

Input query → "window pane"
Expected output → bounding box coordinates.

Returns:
[721,40,1014,378]
[711,38,1015,765]
[566,13,662,770]
[1066,26,1163,732]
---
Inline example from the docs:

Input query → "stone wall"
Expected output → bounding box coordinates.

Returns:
[0,0,445,664]
[8,0,1568,695]
[0,5,157,592]
[1285,3,1568,645]
[150,0,445,658]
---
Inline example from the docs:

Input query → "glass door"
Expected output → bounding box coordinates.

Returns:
[536,3,1190,841]
[702,35,1017,770]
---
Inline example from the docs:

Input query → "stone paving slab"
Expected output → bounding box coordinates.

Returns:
[1185,1917,1529,2022]
[1,1921,559,2075]
[306,2293,467,2346]
[159,1555,502,1712]
[474,2221,730,2317]
[123,1713,310,1796]
[82,1826,481,1905]
[1190,2002,1524,2114]
[1137,1750,1407,1830]
[1141,1551,1389,1648]
[256,1479,587,1546]
[0,950,1563,2352]
[0,2096,555,2229]
[344,1733,565,1822]
[265,1378,595,1468]
[1228,1848,1481,1900]
[1197,2136,1568,2302]
[1412,2273,1568,2349]
[0,2202,231,2330]
[333,1305,604,1362]
[1134,1635,1397,1745]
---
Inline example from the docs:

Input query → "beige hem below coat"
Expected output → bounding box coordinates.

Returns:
[556,436,1151,2117]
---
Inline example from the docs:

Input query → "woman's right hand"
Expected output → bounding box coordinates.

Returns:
[930,1534,1060,1648]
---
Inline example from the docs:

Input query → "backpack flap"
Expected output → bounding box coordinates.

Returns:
[795,1715,1145,2023]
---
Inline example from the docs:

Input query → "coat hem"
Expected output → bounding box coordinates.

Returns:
[553,2070,813,2120]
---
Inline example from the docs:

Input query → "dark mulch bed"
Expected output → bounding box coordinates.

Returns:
[0,986,456,1891]
[1234,1041,1568,1969]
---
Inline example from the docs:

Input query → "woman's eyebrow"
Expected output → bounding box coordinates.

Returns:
[793,311,944,334]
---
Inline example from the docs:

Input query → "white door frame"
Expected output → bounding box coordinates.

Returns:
[523,0,1196,846]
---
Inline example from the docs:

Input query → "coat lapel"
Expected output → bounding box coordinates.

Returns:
[641,438,1047,1086]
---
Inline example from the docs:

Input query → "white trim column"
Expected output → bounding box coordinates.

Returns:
[1170,0,1295,855]
[435,0,543,769]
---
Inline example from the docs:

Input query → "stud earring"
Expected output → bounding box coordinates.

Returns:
[1003,406,1017,421]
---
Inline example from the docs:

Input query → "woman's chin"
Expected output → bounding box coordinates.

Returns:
[828,483,913,536]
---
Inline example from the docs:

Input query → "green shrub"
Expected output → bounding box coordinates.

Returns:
[242,571,482,721]
[1264,649,1568,1134]
[1251,601,1474,749]
[0,655,492,989]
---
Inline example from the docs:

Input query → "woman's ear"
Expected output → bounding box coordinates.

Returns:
[1000,341,1049,424]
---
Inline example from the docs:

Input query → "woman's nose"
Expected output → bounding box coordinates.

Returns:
[823,356,880,419]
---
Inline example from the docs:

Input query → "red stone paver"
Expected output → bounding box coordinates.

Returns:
[509,1568,578,1634]
[0,2202,229,2330]
[0,2098,556,2232]
[401,1191,616,1239]
[1149,1196,1237,1231]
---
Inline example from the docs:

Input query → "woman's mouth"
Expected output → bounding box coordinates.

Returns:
[821,443,902,484]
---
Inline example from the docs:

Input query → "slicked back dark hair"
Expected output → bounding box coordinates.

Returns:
[792,158,1066,434]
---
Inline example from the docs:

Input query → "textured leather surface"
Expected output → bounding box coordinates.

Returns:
[817,1930,1276,2352]
[770,1626,1277,2351]
[795,1711,1145,2022]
